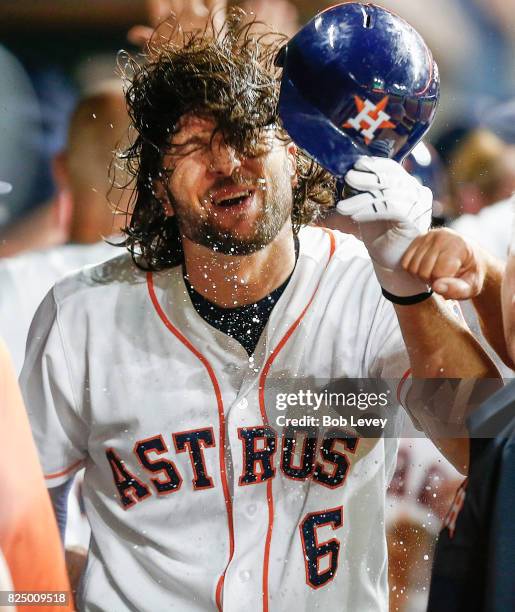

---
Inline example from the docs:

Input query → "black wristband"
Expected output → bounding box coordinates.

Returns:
[382,288,433,305]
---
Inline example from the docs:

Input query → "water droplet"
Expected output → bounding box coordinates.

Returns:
[239,570,251,582]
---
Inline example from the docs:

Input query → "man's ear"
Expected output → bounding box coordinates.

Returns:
[286,141,298,187]
[154,178,175,217]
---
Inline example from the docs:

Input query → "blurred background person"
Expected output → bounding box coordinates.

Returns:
[0,81,130,375]
[448,128,515,260]
[58,81,130,245]
[239,0,300,36]
[0,83,130,555]
[386,436,463,612]
[1,81,129,258]
[448,130,515,218]
[0,43,73,256]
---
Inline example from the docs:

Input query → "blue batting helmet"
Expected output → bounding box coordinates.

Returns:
[275,2,440,178]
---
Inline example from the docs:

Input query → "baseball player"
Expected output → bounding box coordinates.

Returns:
[21,8,497,612]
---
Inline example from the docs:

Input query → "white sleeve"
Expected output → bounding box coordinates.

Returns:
[19,288,88,487]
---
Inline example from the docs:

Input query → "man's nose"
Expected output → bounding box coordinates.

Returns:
[208,139,243,177]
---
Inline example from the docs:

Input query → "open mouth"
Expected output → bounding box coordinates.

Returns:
[212,189,254,208]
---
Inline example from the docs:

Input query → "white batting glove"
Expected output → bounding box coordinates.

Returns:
[336,157,433,300]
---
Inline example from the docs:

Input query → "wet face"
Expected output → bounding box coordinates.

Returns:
[161,115,297,255]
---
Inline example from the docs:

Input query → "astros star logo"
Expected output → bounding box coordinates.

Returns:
[343,96,395,144]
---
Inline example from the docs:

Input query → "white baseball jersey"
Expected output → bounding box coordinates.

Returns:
[0,240,118,551]
[0,240,118,375]
[450,196,513,261]
[21,226,410,612]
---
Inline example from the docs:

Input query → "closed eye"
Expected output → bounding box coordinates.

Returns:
[171,131,213,155]
[175,137,210,153]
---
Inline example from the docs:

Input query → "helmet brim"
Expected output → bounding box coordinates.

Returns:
[278,75,364,178]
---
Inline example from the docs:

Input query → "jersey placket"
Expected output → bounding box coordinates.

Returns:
[220,240,336,612]
[148,230,336,612]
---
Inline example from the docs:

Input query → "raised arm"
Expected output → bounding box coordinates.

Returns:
[127,0,227,48]
[337,158,501,472]
[401,227,511,368]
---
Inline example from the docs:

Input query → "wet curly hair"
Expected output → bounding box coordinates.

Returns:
[118,10,336,270]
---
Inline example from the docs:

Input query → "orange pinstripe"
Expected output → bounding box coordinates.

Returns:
[44,459,85,481]
[258,229,336,612]
[396,368,412,405]
[146,273,234,612]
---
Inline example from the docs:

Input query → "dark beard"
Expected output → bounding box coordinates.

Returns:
[175,192,292,256]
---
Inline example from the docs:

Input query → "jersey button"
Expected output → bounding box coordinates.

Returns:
[238,570,251,583]
[246,503,257,516]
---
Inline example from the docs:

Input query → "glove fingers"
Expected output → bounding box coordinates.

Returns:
[351,212,412,223]
[353,156,400,175]
[351,157,401,188]
[344,169,384,192]
[338,186,431,235]
[335,192,377,216]
[337,193,403,219]
[350,210,407,225]
[339,189,411,217]
[413,205,433,222]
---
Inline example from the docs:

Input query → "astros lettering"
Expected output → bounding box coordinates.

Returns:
[106,427,360,508]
